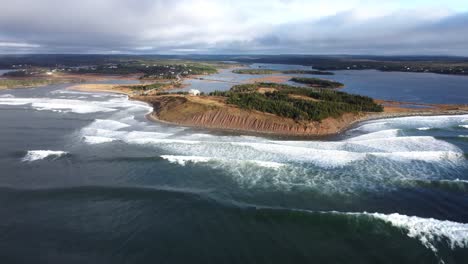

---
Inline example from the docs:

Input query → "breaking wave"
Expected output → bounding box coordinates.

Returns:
[161,155,285,170]
[22,150,69,162]
[0,94,152,114]
[367,212,468,254]
[83,136,116,144]
[73,103,468,194]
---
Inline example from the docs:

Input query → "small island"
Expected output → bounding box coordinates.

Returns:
[233,69,335,75]
[290,77,344,88]
[282,70,334,75]
[233,69,279,75]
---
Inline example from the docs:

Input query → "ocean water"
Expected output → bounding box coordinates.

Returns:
[0,79,468,263]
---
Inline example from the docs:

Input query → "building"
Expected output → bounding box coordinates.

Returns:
[188,89,201,96]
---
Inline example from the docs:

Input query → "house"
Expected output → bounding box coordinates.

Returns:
[189,89,201,96]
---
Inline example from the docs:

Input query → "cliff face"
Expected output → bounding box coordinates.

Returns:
[183,109,362,135]
[141,95,363,136]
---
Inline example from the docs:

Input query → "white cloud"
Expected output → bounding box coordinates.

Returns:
[0,42,40,48]
[0,0,466,54]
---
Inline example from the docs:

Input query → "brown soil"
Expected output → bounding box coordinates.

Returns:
[136,95,468,137]
[68,84,133,95]
[137,95,365,136]
[245,75,291,84]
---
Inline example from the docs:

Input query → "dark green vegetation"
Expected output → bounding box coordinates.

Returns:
[233,69,334,75]
[233,69,279,74]
[2,54,468,76]
[124,82,167,91]
[233,55,468,75]
[209,83,383,121]
[282,70,334,75]
[290,77,344,88]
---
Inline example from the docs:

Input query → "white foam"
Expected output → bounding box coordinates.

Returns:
[347,129,400,141]
[0,97,117,113]
[369,213,468,252]
[370,151,463,162]
[355,115,468,132]
[234,142,365,167]
[126,138,199,145]
[418,127,431,131]
[83,136,116,144]
[161,155,213,166]
[435,178,468,185]
[232,138,463,168]
[252,160,286,169]
[22,150,68,162]
[160,155,285,170]
[345,136,458,153]
[459,125,468,129]
[88,119,130,131]
[0,94,14,98]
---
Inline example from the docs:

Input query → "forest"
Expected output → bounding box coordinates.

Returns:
[290,77,344,88]
[209,83,383,122]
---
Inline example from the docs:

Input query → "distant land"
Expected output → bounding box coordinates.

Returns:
[1,54,468,75]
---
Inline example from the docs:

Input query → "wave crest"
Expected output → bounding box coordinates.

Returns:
[22,150,69,162]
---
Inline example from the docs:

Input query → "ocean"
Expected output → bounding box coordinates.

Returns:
[0,69,467,263]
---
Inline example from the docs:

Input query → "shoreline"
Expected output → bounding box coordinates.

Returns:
[67,84,468,139]
[145,105,468,139]
[138,95,468,139]
[66,79,468,139]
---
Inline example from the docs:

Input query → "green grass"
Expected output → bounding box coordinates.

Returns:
[0,79,61,88]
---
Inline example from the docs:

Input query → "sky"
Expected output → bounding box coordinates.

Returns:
[0,0,468,55]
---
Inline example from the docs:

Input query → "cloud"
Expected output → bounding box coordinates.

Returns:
[0,0,467,55]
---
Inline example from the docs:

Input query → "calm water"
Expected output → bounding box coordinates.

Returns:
[0,69,15,76]
[0,70,468,263]
[180,64,468,105]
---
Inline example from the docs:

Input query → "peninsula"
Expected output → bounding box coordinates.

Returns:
[70,81,468,137]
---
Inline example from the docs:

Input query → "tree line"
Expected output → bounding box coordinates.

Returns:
[209,83,383,122]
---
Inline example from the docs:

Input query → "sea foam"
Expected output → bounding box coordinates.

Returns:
[83,136,116,144]
[22,150,68,162]
[0,97,118,113]
[369,212,468,253]
[161,155,285,170]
